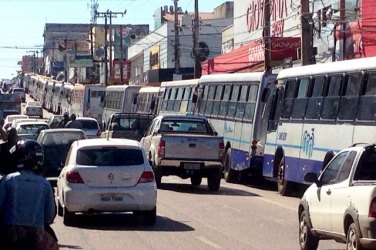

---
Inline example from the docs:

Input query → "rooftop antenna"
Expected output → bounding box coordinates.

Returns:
[89,0,99,24]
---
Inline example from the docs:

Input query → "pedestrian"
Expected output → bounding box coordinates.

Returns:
[0,139,58,249]
[0,128,18,175]
[58,112,70,128]
[65,113,82,129]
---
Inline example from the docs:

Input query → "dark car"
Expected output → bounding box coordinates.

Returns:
[36,128,85,180]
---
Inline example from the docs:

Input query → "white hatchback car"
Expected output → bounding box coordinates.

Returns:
[56,138,157,226]
[75,117,101,138]
[25,101,43,118]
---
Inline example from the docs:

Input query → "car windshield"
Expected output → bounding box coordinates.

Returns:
[18,124,49,135]
[77,148,144,166]
[41,132,84,146]
[77,120,98,129]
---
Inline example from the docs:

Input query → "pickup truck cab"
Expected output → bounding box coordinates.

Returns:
[140,114,224,191]
[101,112,155,141]
[299,143,376,250]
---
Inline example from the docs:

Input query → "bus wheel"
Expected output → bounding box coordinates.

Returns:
[277,158,292,196]
[224,150,237,183]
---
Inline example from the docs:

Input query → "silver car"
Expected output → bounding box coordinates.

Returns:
[56,138,157,226]
[76,117,101,138]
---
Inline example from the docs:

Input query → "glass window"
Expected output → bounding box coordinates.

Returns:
[183,87,191,100]
[320,151,348,185]
[337,151,356,182]
[248,85,258,102]
[239,85,248,102]
[297,78,309,98]
[346,73,361,96]
[219,85,231,116]
[326,75,342,96]
[365,72,376,96]
[284,79,297,98]
[77,148,144,166]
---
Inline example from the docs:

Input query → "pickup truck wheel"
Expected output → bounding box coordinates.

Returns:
[207,172,221,191]
[347,222,364,250]
[277,158,293,196]
[299,210,319,250]
[224,150,238,183]
[191,175,202,186]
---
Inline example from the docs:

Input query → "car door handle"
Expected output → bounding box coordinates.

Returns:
[326,189,331,195]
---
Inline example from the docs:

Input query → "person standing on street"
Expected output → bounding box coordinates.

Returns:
[0,128,18,175]
[58,112,70,128]
[65,113,82,129]
[0,139,58,250]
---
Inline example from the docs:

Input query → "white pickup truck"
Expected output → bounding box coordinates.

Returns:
[299,143,376,250]
[140,114,224,191]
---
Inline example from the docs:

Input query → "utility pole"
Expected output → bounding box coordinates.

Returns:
[340,0,346,60]
[193,0,201,78]
[263,0,271,72]
[96,9,126,86]
[301,0,313,65]
[120,25,124,84]
[174,0,180,75]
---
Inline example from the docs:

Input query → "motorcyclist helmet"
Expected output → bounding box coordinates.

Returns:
[15,139,44,172]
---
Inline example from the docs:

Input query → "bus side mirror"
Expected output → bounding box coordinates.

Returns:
[192,92,198,103]
[261,88,270,102]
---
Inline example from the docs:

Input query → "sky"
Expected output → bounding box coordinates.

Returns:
[0,0,228,81]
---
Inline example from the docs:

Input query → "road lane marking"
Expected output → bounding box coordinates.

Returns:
[255,196,296,211]
[195,236,222,249]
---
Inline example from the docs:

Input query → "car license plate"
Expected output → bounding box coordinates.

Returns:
[101,194,123,202]
[183,163,201,170]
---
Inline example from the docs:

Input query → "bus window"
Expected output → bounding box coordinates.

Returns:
[198,86,208,115]
[358,72,376,121]
[235,85,248,119]
[321,75,342,120]
[212,85,223,117]
[174,87,184,112]
[228,84,240,118]
[205,85,216,116]
[244,84,258,121]
[338,73,361,121]
[219,85,231,117]
[166,88,177,111]
[281,79,296,119]
[306,76,325,120]
[291,78,309,120]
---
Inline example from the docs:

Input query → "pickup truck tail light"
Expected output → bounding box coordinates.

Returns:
[219,142,225,160]
[66,171,84,184]
[158,140,165,158]
[369,197,376,217]
[138,171,155,183]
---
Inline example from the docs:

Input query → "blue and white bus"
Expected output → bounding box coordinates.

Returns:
[264,56,376,195]
[101,85,141,127]
[197,72,277,182]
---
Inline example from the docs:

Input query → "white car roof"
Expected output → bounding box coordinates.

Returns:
[40,128,84,134]
[75,138,141,149]
[16,121,48,127]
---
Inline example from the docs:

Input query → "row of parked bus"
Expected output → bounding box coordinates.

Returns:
[23,56,376,196]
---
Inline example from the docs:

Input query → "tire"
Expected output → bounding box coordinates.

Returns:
[208,171,221,191]
[151,160,162,188]
[57,199,63,217]
[346,222,364,250]
[277,158,293,196]
[190,175,202,186]
[299,210,319,250]
[224,150,238,183]
[142,207,157,226]
[63,207,75,226]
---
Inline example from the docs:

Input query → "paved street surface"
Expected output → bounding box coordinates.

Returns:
[51,177,344,250]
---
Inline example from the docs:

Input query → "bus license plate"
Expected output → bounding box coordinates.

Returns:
[183,163,201,170]
[101,195,123,202]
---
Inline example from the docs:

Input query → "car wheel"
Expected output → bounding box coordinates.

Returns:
[347,222,364,250]
[151,161,162,188]
[190,175,202,186]
[63,207,75,226]
[57,199,63,217]
[224,150,238,183]
[299,210,319,250]
[207,171,221,191]
[142,207,157,226]
[277,157,293,196]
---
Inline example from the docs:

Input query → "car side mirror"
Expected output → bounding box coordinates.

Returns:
[304,172,319,185]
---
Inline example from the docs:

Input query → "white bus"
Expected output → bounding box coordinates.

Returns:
[197,72,277,182]
[135,85,160,115]
[60,83,74,115]
[264,57,376,195]
[101,85,141,126]
[44,80,55,112]
[51,81,64,114]
[158,78,199,114]
[70,84,106,121]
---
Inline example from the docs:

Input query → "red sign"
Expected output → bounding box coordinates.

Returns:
[111,59,131,83]
[201,37,301,75]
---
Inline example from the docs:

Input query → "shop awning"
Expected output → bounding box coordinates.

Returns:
[201,37,301,75]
